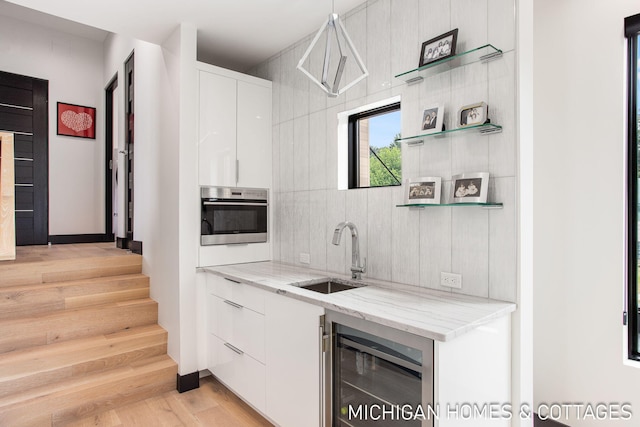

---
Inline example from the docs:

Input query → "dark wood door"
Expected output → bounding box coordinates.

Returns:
[0,71,48,245]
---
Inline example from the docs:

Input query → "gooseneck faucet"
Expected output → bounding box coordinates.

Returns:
[332,221,366,279]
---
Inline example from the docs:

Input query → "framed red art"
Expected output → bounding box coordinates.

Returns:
[57,102,96,139]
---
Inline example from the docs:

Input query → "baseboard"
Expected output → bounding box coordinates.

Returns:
[48,234,115,244]
[176,372,200,393]
[534,413,571,426]
[116,238,143,255]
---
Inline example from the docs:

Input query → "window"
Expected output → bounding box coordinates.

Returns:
[347,102,402,188]
[626,12,640,360]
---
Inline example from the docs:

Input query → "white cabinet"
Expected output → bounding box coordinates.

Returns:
[205,272,325,426]
[206,274,266,413]
[197,63,272,188]
[265,293,325,427]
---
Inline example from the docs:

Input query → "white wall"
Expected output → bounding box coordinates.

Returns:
[0,13,105,235]
[103,31,183,364]
[534,1,640,426]
[252,0,518,303]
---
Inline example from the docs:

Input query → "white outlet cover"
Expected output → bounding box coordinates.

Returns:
[300,253,310,264]
[441,272,462,289]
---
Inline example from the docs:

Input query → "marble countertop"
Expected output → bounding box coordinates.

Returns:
[201,261,516,342]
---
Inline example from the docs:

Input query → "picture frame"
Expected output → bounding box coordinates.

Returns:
[457,102,488,128]
[451,172,489,203]
[419,29,458,67]
[421,104,444,134]
[57,102,96,139]
[405,177,442,205]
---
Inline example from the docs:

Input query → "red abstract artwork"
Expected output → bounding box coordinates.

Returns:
[57,102,96,139]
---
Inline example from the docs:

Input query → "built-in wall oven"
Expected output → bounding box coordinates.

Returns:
[324,311,434,427]
[200,186,268,245]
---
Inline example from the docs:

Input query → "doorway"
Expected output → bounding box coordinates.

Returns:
[0,70,48,246]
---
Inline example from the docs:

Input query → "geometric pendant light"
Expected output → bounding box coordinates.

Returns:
[297,12,368,97]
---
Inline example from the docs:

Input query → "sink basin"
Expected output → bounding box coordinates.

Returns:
[299,280,363,294]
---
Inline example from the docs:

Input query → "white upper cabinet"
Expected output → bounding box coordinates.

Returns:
[236,81,272,188]
[198,71,237,187]
[197,63,272,188]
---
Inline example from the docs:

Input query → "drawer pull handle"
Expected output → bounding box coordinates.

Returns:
[223,300,243,309]
[224,277,241,284]
[224,342,244,355]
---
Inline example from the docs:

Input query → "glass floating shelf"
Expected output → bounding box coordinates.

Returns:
[395,44,503,84]
[397,202,503,209]
[399,123,503,146]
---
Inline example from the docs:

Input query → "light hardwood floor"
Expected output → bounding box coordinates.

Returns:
[66,375,273,427]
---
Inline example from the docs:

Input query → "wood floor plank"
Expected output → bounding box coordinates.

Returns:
[0,298,158,354]
[0,274,149,320]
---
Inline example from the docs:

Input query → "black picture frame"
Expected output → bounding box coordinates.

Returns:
[419,29,459,68]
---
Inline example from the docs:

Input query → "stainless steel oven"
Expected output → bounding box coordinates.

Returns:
[200,186,268,245]
[324,311,434,427]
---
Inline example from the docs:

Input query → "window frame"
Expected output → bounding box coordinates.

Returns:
[626,12,640,361]
[347,101,402,189]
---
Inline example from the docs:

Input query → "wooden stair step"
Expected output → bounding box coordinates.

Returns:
[0,324,167,398]
[0,354,177,427]
[0,298,158,354]
[0,254,143,288]
[0,274,150,320]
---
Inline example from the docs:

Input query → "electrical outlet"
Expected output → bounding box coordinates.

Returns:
[441,272,462,289]
[299,253,310,264]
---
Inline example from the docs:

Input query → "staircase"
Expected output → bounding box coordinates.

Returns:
[0,251,177,426]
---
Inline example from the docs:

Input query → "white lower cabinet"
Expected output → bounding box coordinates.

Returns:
[265,293,325,427]
[206,272,324,426]
[208,334,266,413]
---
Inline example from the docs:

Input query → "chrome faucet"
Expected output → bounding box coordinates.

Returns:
[332,221,366,279]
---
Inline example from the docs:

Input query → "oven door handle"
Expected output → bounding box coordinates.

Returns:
[203,201,267,207]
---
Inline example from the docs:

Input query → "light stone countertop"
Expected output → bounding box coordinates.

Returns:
[201,261,516,342]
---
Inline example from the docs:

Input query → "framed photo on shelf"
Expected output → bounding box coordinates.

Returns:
[405,177,442,205]
[451,172,489,203]
[57,102,96,139]
[419,29,458,67]
[421,105,444,134]
[457,102,488,128]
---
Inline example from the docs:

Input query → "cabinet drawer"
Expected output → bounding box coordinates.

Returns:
[208,334,266,413]
[209,294,265,363]
[207,273,265,314]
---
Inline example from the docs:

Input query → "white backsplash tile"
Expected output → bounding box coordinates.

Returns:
[345,6,368,103]
[488,51,516,178]
[489,177,516,302]
[367,186,393,281]
[279,120,294,193]
[451,0,489,53]
[279,192,295,265]
[451,207,489,298]
[272,192,281,262]
[309,110,327,190]
[419,206,453,291]
[326,189,347,275]
[293,115,310,192]
[266,55,282,125]
[264,0,516,302]
[391,186,420,286]
[279,47,295,123]
[390,0,421,87]
[309,190,328,270]
[366,0,392,96]
[293,192,310,266]
[293,41,311,119]
[488,0,516,53]
[272,125,281,193]
[345,189,368,274]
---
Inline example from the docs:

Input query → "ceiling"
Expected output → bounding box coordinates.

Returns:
[1,0,367,72]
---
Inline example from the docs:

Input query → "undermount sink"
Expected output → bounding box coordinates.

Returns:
[299,280,364,294]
